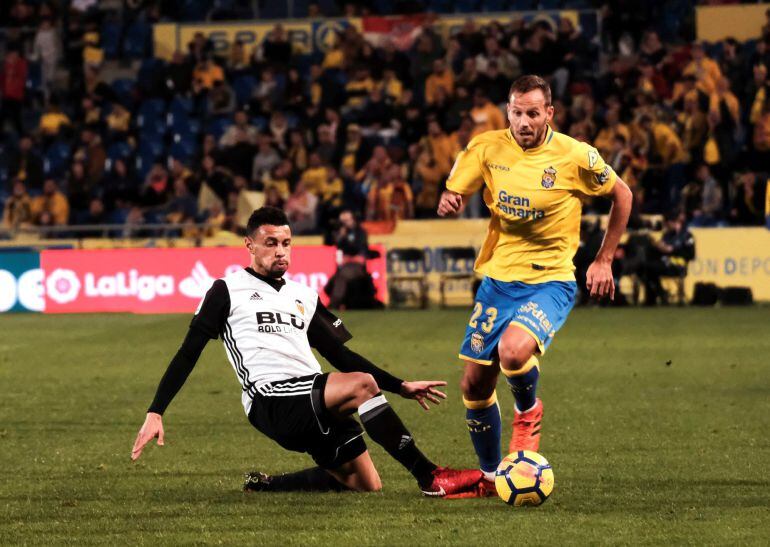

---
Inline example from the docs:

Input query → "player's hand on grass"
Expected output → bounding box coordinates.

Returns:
[131,412,164,461]
[437,191,463,217]
[586,259,615,300]
[399,381,447,410]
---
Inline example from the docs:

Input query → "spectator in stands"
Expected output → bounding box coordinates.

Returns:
[165,51,193,96]
[0,45,28,136]
[105,103,131,141]
[141,164,171,207]
[639,212,695,306]
[8,136,44,192]
[66,160,93,218]
[261,24,292,71]
[688,164,724,227]
[208,79,236,116]
[165,178,198,224]
[32,17,59,100]
[414,145,443,218]
[285,181,318,235]
[287,129,308,173]
[220,110,258,147]
[264,160,291,199]
[367,164,414,222]
[81,197,107,227]
[32,179,69,227]
[469,89,505,137]
[101,157,136,210]
[193,57,224,90]
[425,59,454,106]
[122,205,146,238]
[77,127,106,185]
[300,152,328,196]
[38,99,71,138]
[3,179,33,230]
[729,172,768,226]
[251,133,281,184]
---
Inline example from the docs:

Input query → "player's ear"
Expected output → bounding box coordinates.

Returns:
[244,236,253,253]
[545,104,554,123]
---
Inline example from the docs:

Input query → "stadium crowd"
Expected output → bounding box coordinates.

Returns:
[1,0,770,238]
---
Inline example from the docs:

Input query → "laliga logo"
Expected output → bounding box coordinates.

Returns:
[46,268,81,304]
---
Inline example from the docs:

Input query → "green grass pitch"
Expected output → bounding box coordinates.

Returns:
[1,308,769,545]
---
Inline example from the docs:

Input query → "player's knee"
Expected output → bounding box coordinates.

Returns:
[361,475,382,492]
[352,372,379,401]
[498,345,533,371]
[460,372,494,400]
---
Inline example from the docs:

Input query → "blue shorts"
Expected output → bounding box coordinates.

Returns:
[459,278,577,364]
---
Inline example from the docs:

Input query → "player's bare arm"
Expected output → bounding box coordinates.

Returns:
[586,177,633,300]
[437,190,464,217]
[131,412,164,461]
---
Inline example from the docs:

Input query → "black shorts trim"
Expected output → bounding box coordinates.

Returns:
[248,373,366,469]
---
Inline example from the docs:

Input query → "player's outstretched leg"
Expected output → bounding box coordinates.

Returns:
[325,372,481,496]
[498,326,542,453]
[460,361,502,493]
[244,451,382,493]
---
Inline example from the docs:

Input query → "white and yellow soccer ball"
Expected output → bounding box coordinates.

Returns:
[494,450,554,506]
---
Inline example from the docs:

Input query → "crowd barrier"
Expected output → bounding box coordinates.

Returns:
[0,246,386,313]
[1,223,768,313]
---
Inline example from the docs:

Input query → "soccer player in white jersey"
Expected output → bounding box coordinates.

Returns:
[131,207,481,496]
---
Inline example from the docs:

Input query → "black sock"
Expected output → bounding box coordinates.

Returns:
[267,467,347,492]
[358,392,437,488]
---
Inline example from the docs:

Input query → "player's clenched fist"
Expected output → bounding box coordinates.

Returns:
[131,412,165,461]
[437,191,463,217]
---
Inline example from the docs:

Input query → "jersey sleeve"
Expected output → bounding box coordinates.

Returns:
[572,141,617,197]
[307,297,353,347]
[445,135,486,195]
[189,279,230,339]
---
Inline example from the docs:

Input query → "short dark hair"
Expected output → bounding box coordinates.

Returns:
[246,206,289,235]
[509,74,552,105]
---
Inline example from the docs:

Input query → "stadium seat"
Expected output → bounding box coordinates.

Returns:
[124,21,151,58]
[137,99,168,135]
[25,62,42,94]
[232,74,257,106]
[101,21,121,59]
[111,79,136,107]
[169,96,194,118]
[170,137,198,161]
[206,116,232,140]
[107,141,133,162]
[43,141,72,177]
[538,0,563,9]
[138,136,165,160]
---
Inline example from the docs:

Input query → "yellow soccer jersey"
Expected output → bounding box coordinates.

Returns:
[446,125,617,283]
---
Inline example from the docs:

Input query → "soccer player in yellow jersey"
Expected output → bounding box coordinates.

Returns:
[438,75,632,494]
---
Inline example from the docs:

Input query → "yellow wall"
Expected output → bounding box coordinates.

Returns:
[696,4,768,42]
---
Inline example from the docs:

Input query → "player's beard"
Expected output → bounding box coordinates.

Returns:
[514,123,547,149]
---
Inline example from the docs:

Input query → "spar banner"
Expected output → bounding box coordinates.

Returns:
[40,246,386,313]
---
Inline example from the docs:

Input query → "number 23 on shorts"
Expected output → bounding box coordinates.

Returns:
[468,303,498,334]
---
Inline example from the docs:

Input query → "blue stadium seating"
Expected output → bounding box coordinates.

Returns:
[232,74,257,106]
[206,116,232,140]
[137,99,167,135]
[107,141,133,162]
[138,137,165,161]
[101,21,121,59]
[124,21,151,58]
[111,79,136,107]
[44,141,72,177]
[169,97,194,118]
[25,62,42,94]
[170,136,198,161]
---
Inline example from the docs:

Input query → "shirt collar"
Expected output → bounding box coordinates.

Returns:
[245,267,286,291]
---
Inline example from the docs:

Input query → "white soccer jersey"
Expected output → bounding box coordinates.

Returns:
[190,267,351,415]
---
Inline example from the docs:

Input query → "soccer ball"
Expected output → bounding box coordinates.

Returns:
[494,450,554,506]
